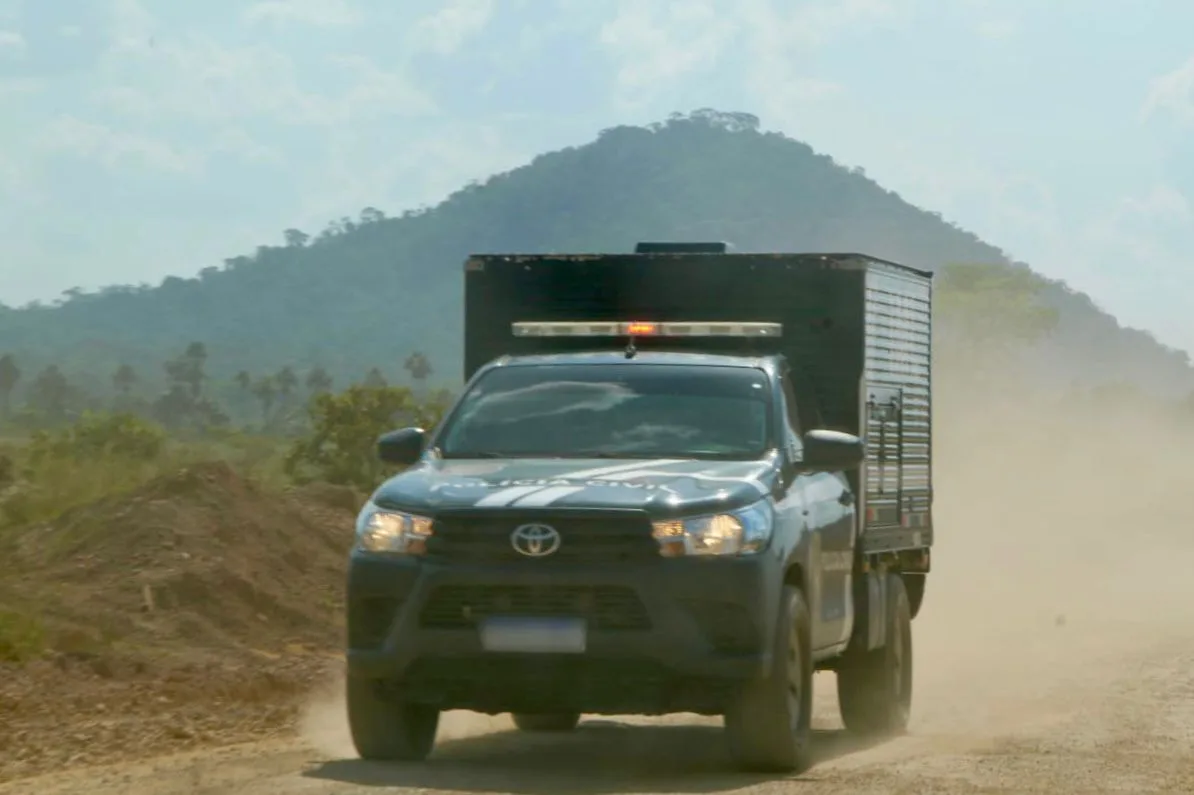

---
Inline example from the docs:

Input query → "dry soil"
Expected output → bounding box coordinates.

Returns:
[3,384,1194,794]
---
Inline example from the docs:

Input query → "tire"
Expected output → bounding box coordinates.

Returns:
[836,572,913,736]
[724,584,815,773]
[347,675,440,761]
[511,712,582,732]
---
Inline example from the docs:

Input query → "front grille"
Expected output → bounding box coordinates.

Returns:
[419,584,651,630]
[426,512,659,564]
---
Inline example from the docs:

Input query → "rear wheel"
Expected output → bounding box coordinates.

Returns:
[347,675,440,761]
[836,572,913,736]
[511,712,582,732]
[724,584,815,773]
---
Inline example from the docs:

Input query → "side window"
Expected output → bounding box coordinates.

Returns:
[779,374,804,462]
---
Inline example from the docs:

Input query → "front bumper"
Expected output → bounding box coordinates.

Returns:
[345,552,782,715]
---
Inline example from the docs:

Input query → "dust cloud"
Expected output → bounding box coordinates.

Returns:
[299,667,514,756]
[904,372,1194,739]
[299,366,1194,757]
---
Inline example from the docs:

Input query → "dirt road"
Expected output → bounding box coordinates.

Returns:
[8,555,1194,795]
[6,636,1194,794]
[6,389,1194,793]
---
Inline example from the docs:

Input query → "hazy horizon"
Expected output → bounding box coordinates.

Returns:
[2,0,1193,355]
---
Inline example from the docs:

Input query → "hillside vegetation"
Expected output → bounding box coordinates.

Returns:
[1,108,1190,398]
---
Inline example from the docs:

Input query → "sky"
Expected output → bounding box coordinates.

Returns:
[1,0,1193,354]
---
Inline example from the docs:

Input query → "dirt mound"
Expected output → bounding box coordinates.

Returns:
[7,461,356,660]
[0,462,361,782]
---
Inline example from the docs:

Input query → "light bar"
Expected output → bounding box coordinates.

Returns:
[512,321,782,338]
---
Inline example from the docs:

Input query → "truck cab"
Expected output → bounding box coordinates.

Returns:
[345,244,933,773]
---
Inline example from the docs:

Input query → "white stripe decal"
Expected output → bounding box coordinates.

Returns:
[600,469,769,496]
[511,485,587,507]
[556,458,687,480]
[472,459,688,508]
[474,485,544,507]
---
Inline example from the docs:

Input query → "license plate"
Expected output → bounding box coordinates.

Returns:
[479,616,587,654]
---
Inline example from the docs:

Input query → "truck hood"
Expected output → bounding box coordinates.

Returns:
[371,455,780,517]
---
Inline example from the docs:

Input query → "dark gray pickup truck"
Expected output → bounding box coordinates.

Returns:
[345,243,934,772]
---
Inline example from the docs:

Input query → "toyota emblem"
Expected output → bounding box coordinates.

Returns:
[510,523,561,557]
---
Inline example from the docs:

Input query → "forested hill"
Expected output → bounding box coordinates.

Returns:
[2,109,1190,396]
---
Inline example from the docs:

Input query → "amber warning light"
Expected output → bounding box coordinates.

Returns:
[511,321,782,338]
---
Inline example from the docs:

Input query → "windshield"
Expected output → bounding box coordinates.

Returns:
[437,363,773,459]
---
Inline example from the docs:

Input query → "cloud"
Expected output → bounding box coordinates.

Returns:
[1142,54,1194,126]
[40,116,202,174]
[598,0,731,104]
[734,0,904,125]
[0,28,25,58]
[243,0,361,28]
[105,0,155,53]
[210,127,286,167]
[1071,186,1194,348]
[411,0,495,55]
[297,122,529,227]
[91,36,434,126]
[781,0,902,46]
[957,0,1019,40]
[974,17,1019,40]
[0,75,36,97]
[595,0,892,112]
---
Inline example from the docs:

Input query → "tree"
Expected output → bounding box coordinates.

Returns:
[154,342,224,431]
[0,354,20,419]
[934,262,1060,389]
[112,363,137,395]
[151,386,227,431]
[276,366,298,399]
[163,342,208,400]
[359,207,386,225]
[282,228,310,248]
[30,365,71,422]
[363,368,388,388]
[234,370,252,392]
[404,352,432,385]
[252,375,278,427]
[935,263,1059,349]
[305,366,333,395]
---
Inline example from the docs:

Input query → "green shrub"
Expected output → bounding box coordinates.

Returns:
[285,385,452,491]
[1,412,171,528]
[25,411,166,465]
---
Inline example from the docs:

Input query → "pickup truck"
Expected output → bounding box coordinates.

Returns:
[345,242,934,772]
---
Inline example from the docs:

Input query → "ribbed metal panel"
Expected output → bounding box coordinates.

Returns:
[862,266,933,551]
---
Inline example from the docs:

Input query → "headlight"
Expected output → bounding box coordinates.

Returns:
[651,500,773,557]
[355,503,434,555]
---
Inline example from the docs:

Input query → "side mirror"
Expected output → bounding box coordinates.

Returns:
[377,427,427,467]
[801,429,864,471]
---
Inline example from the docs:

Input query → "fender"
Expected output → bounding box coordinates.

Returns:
[772,481,822,648]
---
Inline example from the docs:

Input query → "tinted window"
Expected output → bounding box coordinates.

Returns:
[438,364,772,459]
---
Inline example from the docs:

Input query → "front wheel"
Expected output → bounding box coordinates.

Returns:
[836,572,913,736]
[347,675,440,761]
[511,712,581,732]
[724,584,815,773]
